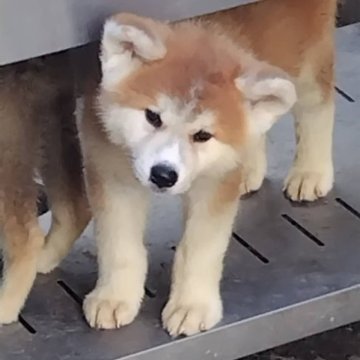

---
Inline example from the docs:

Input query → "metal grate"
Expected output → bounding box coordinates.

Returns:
[0,23,360,360]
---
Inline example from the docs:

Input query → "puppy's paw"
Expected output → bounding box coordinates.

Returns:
[284,166,333,202]
[162,296,222,337]
[0,292,20,325]
[83,289,142,330]
[239,167,266,197]
[37,245,62,274]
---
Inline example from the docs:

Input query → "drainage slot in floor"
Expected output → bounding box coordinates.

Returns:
[336,197,360,219]
[57,280,83,305]
[335,86,355,102]
[19,315,36,334]
[282,214,324,247]
[145,286,156,298]
[232,233,269,264]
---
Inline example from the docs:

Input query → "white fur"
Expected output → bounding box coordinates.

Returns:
[83,14,312,337]
[98,91,239,195]
[133,135,193,194]
[83,178,149,329]
[280,63,334,201]
[236,72,297,136]
[155,141,182,164]
[89,77,244,333]
[284,100,334,201]
[101,20,166,90]
[99,102,151,147]
[103,20,166,61]
[239,134,267,196]
[0,226,44,324]
[162,180,239,336]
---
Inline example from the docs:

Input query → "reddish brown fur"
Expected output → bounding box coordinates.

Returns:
[81,0,339,225]
[78,0,338,333]
[0,54,90,323]
[202,0,337,98]
[80,0,338,219]
[198,0,337,210]
[110,0,337,153]
[115,23,248,147]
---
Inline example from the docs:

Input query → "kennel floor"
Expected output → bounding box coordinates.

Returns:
[1,24,360,360]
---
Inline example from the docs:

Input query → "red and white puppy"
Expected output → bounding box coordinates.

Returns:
[77,0,337,336]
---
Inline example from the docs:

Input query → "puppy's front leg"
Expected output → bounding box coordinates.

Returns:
[83,178,149,330]
[162,171,241,337]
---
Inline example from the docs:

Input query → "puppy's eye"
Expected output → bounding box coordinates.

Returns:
[193,130,213,143]
[145,109,162,128]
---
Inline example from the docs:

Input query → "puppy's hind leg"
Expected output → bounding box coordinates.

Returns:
[284,49,335,202]
[38,87,90,274]
[0,77,45,324]
[0,205,44,324]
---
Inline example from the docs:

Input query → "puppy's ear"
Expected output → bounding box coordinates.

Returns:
[235,63,296,136]
[101,13,170,89]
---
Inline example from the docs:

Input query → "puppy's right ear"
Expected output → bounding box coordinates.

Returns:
[101,13,170,89]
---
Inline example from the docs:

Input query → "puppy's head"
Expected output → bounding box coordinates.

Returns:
[97,13,296,194]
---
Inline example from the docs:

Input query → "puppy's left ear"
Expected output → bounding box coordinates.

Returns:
[235,64,297,136]
[101,13,170,89]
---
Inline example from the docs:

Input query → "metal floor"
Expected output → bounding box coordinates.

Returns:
[1,24,360,360]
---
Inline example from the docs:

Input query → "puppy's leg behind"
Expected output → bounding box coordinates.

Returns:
[0,187,43,324]
[239,134,267,196]
[0,71,45,324]
[0,199,43,325]
[83,164,149,329]
[38,76,90,274]
[284,47,335,201]
[162,171,241,337]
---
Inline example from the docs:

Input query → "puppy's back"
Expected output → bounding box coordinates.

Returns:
[202,0,338,77]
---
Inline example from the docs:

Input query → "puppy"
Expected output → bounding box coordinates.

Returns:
[78,0,337,336]
[0,54,90,324]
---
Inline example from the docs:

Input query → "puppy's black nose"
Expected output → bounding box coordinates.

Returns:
[150,164,178,189]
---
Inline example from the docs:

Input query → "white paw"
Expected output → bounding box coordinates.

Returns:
[284,166,333,202]
[239,167,266,196]
[0,292,21,325]
[0,310,18,325]
[83,289,142,329]
[162,296,222,337]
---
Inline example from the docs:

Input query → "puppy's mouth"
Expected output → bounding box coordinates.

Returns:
[150,184,169,194]
[133,171,172,194]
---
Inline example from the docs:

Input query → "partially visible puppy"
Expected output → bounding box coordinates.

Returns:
[0,54,90,324]
[78,0,336,337]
